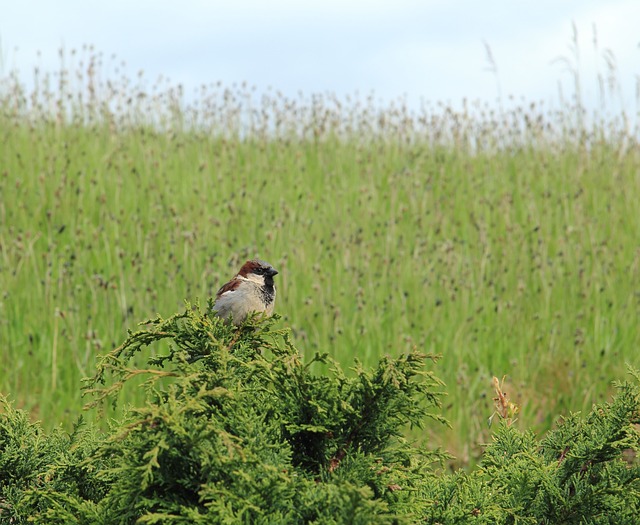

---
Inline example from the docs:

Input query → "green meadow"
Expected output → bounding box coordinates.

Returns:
[1,53,639,466]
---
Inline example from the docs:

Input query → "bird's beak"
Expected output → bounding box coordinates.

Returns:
[267,268,278,277]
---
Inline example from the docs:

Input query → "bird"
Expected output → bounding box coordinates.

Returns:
[212,259,278,325]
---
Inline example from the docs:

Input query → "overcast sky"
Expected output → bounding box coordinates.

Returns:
[1,1,639,113]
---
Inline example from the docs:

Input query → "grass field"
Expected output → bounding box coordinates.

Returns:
[1,53,639,466]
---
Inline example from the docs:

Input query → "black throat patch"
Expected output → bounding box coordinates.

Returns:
[261,276,276,305]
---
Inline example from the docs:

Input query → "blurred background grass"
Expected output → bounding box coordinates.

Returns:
[1,49,639,466]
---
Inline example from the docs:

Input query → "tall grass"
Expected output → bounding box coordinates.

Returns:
[1,46,639,465]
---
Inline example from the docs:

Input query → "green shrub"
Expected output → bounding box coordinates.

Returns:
[1,303,638,523]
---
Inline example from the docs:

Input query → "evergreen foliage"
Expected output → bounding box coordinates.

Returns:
[0,303,638,523]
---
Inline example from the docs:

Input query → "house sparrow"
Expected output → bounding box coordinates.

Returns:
[212,259,278,325]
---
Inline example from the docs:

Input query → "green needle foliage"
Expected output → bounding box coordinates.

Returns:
[1,303,639,524]
[420,377,640,524]
[1,303,447,524]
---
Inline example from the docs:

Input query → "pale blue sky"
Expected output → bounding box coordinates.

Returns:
[2,1,639,113]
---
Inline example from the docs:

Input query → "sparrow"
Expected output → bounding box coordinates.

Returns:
[212,259,278,325]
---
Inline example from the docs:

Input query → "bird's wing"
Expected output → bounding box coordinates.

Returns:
[215,278,241,300]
